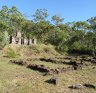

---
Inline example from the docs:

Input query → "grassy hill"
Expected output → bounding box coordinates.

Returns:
[3,44,58,58]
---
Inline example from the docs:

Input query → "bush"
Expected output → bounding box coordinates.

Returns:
[56,44,68,53]
[7,47,17,58]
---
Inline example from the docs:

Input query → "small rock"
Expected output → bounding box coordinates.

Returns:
[46,77,59,85]
[92,67,96,69]
[91,59,96,64]
[84,84,96,89]
[69,84,84,89]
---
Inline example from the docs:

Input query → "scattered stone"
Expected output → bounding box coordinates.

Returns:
[92,67,96,69]
[10,59,74,74]
[91,59,96,64]
[70,60,77,65]
[69,84,84,89]
[93,56,96,59]
[10,56,85,75]
[64,57,72,60]
[40,58,56,63]
[69,60,83,70]
[27,64,50,72]
[10,60,27,65]
[84,84,96,89]
[73,64,82,70]
[46,77,59,85]
[83,58,91,62]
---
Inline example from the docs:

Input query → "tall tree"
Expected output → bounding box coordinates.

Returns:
[87,17,96,56]
[52,15,64,26]
[8,6,25,35]
[33,9,48,22]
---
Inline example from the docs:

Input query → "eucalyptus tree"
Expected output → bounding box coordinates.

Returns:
[87,17,96,56]
[0,6,9,21]
[33,20,52,43]
[22,20,35,39]
[8,6,25,36]
[0,6,9,31]
[0,6,10,47]
[51,15,64,26]
[33,9,48,22]
[68,21,90,50]
[87,17,96,33]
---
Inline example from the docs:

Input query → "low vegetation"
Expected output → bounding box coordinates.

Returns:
[3,44,58,58]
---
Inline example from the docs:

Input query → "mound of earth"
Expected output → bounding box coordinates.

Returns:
[3,44,58,58]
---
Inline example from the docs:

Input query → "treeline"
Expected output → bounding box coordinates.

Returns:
[0,6,96,55]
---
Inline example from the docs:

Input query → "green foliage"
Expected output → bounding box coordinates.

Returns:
[7,47,17,58]
[71,41,81,50]
[0,31,9,49]
[32,9,48,22]
[0,5,96,55]
[52,15,64,25]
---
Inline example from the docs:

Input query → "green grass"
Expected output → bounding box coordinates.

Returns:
[0,57,96,93]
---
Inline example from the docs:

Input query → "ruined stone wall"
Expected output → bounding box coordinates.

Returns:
[10,32,37,45]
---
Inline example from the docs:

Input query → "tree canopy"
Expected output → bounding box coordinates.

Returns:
[0,5,96,55]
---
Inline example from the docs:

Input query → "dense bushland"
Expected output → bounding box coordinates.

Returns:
[0,6,96,55]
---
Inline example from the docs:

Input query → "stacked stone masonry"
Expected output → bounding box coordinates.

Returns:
[10,31,37,45]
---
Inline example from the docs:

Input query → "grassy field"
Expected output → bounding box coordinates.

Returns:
[0,56,96,93]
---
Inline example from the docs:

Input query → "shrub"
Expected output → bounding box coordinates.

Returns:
[7,47,17,58]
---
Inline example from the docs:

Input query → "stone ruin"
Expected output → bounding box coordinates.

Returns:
[9,59,78,75]
[9,56,96,75]
[9,31,37,45]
